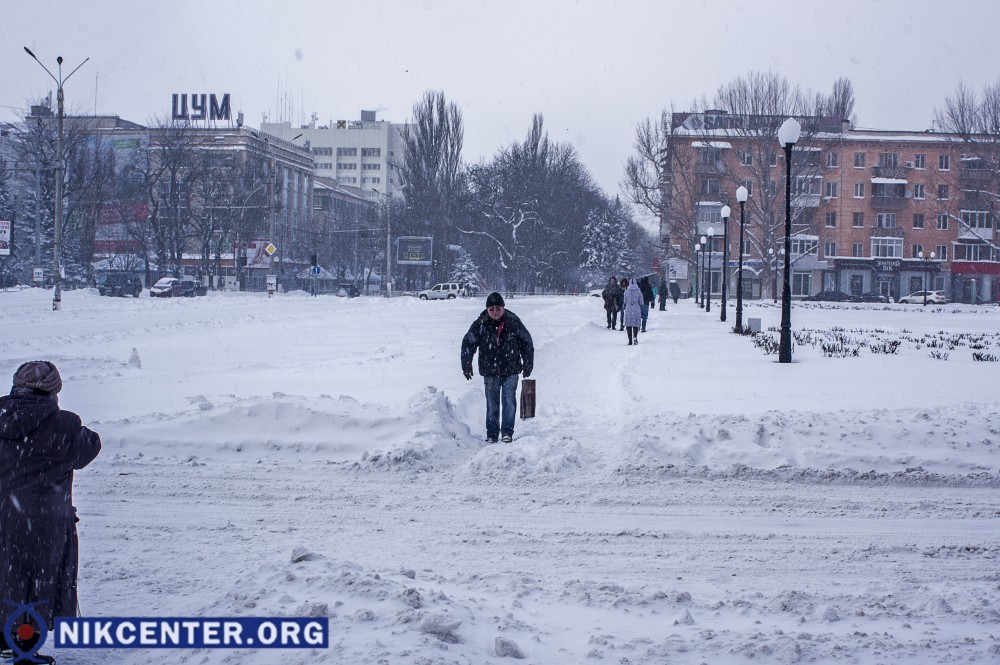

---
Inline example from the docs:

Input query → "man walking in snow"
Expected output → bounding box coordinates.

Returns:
[601,276,622,330]
[461,292,534,443]
[0,361,101,663]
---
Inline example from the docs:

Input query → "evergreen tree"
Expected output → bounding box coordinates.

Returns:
[448,249,481,289]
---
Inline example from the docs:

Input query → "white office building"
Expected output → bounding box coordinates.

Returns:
[262,111,410,201]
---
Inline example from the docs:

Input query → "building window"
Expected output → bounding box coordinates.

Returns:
[937,214,949,230]
[913,244,923,257]
[742,240,751,255]
[936,245,948,260]
[791,238,818,255]
[852,212,865,227]
[913,213,925,229]
[852,243,863,257]
[361,176,382,184]
[939,154,950,170]
[876,213,897,228]
[701,178,720,195]
[824,241,836,257]
[961,210,992,229]
[824,212,837,227]
[792,272,812,296]
[311,147,333,156]
[854,183,865,198]
[914,154,926,169]
[913,184,925,199]
[697,205,721,225]
[766,180,777,196]
[362,163,381,170]
[937,184,949,200]
[740,151,752,166]
[878,153,899,168]
[768,152,777,167]
[795,176,820,195]
[337,176,357,184]
[361,147,381,157]
[825,182,838,198]
[826,152,839,167]
[337,162,357,170]
[854,152,866,168]
[871,237,902,257]
[336,147,357,157]
[955,243,992,261]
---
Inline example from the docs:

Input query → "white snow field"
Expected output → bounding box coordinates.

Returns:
[1,287,999,664]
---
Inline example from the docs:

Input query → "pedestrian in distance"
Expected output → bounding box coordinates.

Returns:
[0,361,102,663]
[461,292,534,444]
[601,276,622,330]
[622,279,643,345]
[618,278,628,330]
[658,277,668,311]
[638,277,655,332]
[670,280,681,304]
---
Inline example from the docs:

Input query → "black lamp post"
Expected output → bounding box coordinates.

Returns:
[777,117,801,363]
[24,47,89,311]
[698,237,706,307]
[705,228,714,313]
[919,250,936,305]
[735,186,749,332]
[720,205,731,322]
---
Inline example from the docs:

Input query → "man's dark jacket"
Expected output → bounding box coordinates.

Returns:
[639,279,655,305]
[0,391,101,627]
[461,310,534,378]
[601,283,621,311]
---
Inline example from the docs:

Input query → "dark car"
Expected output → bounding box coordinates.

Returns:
[334,283,360,298]
[850,292,889,303]
[99,273,143,297]
[803,289,852,302]
[179,280,208,297]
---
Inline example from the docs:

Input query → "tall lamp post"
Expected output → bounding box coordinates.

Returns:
[719,205,731,322]
[777,117,801,363]
[372,189,392,297]
[705,227,715,313]
[24,47,89,311]
[918,250,936,305]
[734,186,749,332]
[696,236,708,309]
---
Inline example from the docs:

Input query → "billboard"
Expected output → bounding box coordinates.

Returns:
[0,220,10,256]
[396,237,433,266]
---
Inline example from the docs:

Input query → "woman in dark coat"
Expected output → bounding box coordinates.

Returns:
[0,361,101,656]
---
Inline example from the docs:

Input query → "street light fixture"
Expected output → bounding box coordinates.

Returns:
[24,47,89,311]
[699,237,707,307]
[918,250,936,305]
[735,186,749,332]
[720,205,731,322]
[777,117,801,363]
[372,188,392,297]
[705,227,715,313]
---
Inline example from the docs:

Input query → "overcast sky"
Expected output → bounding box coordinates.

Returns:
[5,0,1000,215]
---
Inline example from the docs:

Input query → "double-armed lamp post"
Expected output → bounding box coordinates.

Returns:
[777,117,801,363]
[734,186,749,332]
[24,47,89,311]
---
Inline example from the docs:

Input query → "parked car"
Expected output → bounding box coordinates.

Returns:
[417,283,461,300]
[149,277,181,297]
[898,290,947,304]
[803,289,852,302]
[850,292,889,303]
[99,273,143,297]
[179,280,207,297]
[333,283,360,298]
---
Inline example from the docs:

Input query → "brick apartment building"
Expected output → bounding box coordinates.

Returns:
[663,110,999,304]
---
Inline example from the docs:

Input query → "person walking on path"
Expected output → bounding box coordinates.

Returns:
[461,292,534,443]
[601,276,622,330]
[622,279,643,345]
[0,361,102,662]
[669,280,681,304]
[618,278,628,330]
[658,277,668,311]
[638,277,655,332]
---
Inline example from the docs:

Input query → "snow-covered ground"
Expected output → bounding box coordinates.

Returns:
[2,288,999,664]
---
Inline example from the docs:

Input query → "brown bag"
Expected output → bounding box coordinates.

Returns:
[520,378,536,419]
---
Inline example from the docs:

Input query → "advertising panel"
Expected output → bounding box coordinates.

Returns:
[396,237,433,265]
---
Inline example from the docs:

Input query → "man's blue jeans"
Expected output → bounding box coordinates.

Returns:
[640,303,649,330]
[484,374,519,438]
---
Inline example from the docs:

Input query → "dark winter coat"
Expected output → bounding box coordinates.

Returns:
[639,279,655,306]
[601,282,621,312]
[461,309,534,379]
[0,391,101,627]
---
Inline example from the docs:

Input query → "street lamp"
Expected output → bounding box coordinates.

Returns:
[24,47,89,311]
[735,186,749,332]
[695,236,708,309]
[372,188,392,297]
[918,250,936,305]
[777,117,801,363]
[720,205,731,322]
[705,227,715,313]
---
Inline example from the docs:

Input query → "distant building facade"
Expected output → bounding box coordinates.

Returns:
[663,110,1000,304]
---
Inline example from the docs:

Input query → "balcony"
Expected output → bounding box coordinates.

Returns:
[870,226,904,238]
[872,165,908,180]
[792,193,821,208]
[959,168,994,186]
[695,160,727,175]
[870,195,907,211]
